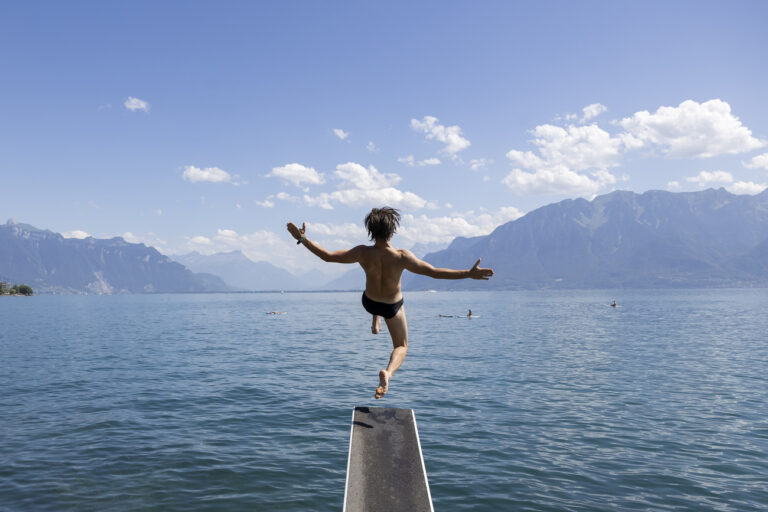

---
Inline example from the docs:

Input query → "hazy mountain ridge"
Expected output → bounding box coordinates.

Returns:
[5,188,767,293]
[173,250,301,291]
[172,250,346,291]
[0,220,228,294]
[404,188,768,290]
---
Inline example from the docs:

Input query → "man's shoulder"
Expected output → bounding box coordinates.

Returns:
[396,248,417,259]
[352,244,375,257]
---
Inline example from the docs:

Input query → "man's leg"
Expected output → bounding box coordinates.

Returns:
[375,307,408,399]
[371,315,381,334]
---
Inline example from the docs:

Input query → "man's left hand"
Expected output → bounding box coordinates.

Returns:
[287,222,306,241]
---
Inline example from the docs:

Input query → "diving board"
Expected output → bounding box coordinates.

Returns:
[343,407,434,512]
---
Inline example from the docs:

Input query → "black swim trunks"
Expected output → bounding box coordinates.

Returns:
[362,292,404,319]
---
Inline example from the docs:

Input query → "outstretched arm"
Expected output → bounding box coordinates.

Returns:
[402,250,494,280]
[287,222,362,263]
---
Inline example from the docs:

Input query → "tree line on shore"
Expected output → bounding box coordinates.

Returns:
[0,282,33,296]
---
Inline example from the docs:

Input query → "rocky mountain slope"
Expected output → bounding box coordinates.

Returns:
[404,188,768,290]
[0,220,228,294]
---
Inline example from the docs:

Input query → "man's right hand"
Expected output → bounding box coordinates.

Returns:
[469,258,494,280]
[287,222,306,241]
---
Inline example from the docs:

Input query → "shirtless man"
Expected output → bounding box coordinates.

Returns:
[287,207,494,399]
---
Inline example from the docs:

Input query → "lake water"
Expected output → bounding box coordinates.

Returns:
[2,290,767,511]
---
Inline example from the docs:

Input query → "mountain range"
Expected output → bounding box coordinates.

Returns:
[0,220,228,294]
[171,250,333,291]
[3,188,767,293]
[170,242,451,292]
[405,188,768,290]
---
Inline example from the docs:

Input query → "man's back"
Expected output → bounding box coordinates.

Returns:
[358,244,407,303]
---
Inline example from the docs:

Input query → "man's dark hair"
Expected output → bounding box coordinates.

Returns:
[365,207,401,241]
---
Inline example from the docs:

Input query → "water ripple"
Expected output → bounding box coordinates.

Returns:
[1,290,768,510]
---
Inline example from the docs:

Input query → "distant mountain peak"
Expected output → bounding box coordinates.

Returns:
[405,188,768,290]
[172,250,301,291]
[220,249,251,260]
[0,220,228,293]
[4,219,55,235]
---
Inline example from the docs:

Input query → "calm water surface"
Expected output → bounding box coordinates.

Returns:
[2,290,767,511]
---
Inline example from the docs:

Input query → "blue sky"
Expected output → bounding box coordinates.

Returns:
[2,1,767,273]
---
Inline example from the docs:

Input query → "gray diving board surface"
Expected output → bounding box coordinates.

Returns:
[343,406,434,512]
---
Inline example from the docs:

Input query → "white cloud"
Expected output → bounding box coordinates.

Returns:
[122,231,168,250]
[302,206,524,249]
[727,181,767,195]
[182,165,234,184]
[410,115,470,156]
[618,99,765,158]
[305,188,427,211]
[398,155,441,167]
[62,230,90,239]
[333,128,349,140]
[188,235,212,246]
[275,191,298,202]
[308,222,367,241]
[686,170,734,187]
[743,152,768,171]
[217,229,238,238]
[303,162,427,210]
[470,158,490,171]
[503,123,622,195]
[174,226,359,275]
[397,206,524,246]
[366,141,378,152]
[503,167,616,196]
[667,181,681,190]
[496,206,526,223]
[303,194,334,209]
[683,172,768,196]
[581,103,607,123]
[122,232,139,243]
[268,163,324,189]
[124,97,150,112]
[183,228,316,273]
[520,124,623,170]
[398,155,415,167]
[255,198,275,208]
[255,192,295,208]
[335,162,400,189]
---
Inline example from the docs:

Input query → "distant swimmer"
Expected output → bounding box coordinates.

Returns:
[287,207,494,399]
[267,311,286,315]
[610,301,617,308]
[468,309,473,318]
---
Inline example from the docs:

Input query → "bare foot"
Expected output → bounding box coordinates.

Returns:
[371,315,381,334]
[374,369,390,399]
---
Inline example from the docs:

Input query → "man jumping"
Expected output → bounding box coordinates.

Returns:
[287,207,494,399]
